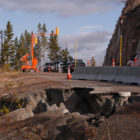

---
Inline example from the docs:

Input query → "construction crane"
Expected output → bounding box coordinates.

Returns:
[20,27,59,72]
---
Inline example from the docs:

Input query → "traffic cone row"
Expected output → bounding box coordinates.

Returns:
[67,66,72,79]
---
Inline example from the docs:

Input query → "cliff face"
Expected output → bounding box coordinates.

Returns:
[103,0,140,66]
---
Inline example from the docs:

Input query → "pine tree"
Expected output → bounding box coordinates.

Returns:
[14,37,20,70]
[37,23,42,33]
[34,23,47,66]
[34,23,41,64]
[5,21,14,64]
[41,24,47,48]
[24,30,31,52]
[60,48,73,72]
[0,21,14,67]
[60,48,73,64]
[9,44,16,68]
[48,30,61,70]
[0,30,4,66]
[18,34,27,62]
[17,31,31,69]
[41,24,47,64]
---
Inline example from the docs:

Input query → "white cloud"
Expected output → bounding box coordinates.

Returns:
[0,0,124,17]
[59,30,111,66]
[80,25,103,31]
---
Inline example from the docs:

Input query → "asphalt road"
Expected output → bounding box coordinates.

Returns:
[30,72,140,93]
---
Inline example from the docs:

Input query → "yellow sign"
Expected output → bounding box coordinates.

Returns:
[56,27,59,35]
[35,37,37,45]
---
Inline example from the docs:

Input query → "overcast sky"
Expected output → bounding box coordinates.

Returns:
[0,0,125,65]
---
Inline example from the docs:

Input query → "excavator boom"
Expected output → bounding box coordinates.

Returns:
[20,53,32,71]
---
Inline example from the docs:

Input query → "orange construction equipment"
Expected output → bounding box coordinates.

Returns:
[112,58,115,67]
[20,53,32,72]
[20,34,39,72]
[67,66,72,79]
[20,27,59,72]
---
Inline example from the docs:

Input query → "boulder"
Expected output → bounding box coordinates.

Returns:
[0,105,34,124]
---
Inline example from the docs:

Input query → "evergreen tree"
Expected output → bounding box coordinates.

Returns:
[9,43,16,68]
[60,48,73,64]
[0,30,4,66]
[18,34,27,62]
[40,23,47,65]
[48,30,61,70]
[34,23,47,66]
[14,37,20,70]
[24,30,31,52]
[41,23,47,49]
[17,31,31,69]
[37,23,42,33]
[34,23,41,63]
[60,48,73,72]
[3,21,14,65]
[0,22,50,71]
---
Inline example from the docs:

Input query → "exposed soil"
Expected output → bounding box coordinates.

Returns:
[0,72,139,140]
[0,101,139,140]
[0,72,62,97]
[95,102,140,140]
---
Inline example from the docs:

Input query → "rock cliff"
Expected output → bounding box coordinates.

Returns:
[103,0,140,66]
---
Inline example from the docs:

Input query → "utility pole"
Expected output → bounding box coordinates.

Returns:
[120,34,122,67]
[120,16,124,67]
[75,40,77,67]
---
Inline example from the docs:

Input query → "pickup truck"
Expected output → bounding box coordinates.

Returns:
[59,59,85,73]
[69,59,85,73]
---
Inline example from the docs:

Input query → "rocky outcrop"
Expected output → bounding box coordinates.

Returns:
[103,0,140,66]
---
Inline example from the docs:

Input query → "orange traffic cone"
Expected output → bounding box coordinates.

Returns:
[134,58,137,66]
[49,64,51,72]
[112,58,115,67]
[87,60,90,66]
[67,66,72,79]
[36,69,39,72]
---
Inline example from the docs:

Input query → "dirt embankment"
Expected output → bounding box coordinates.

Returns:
[0,72,62,97]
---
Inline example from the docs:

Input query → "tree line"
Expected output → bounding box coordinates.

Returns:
[0,21,73,71]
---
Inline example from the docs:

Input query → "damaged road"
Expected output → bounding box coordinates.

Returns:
[0,72,140,140]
